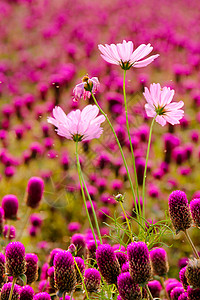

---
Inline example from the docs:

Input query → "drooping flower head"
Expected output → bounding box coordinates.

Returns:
[98,40,159,70]
[168,190,192,233]
[48,105,105,142]
[117,272,142,300]
[73,76,99,102]
[144,83,184,126]
[127,241,152,285]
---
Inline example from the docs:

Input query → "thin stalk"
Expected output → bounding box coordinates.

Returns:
[75,142,98,248]
[160,277,170,300]
[8,277,16,300]
[123,70,141,216]
[142,117,156,223]
[17,207,31,241]
[145,284,154,300]
[73,257,89,300]
[80,171,102,244]
[119,202,133,242]
[184,230,200,259]
[63,291,66,300]
[90,92,139,221]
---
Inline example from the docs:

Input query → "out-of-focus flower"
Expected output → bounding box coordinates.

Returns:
[98,40,159,70]
[73,76,99,101]
[48,105,105,142]
[144,83,184,126]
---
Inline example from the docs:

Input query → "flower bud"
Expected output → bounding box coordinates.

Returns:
[2,195,18,220]
[26,177,44,209]
[168,190,192,233]
[96,244,121,285]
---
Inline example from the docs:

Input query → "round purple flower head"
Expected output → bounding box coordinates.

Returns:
[49,248,62,267]
[178,292,188,300]
[186,258,200,289]
[74,257,85,284]
[190,198,200,228]
[148,280,162,298]
[20,285,34,300]
[166,281,182,297]
[84,268,101,293]
[127,242,152,285]
[71,234,86,257]
[5,242,26,277]
[0,252,6,287]
[2,195,18,220]
[25,253,38,284]
[179,267,188,291]
[150,247,169,277]
[53,250,76,294]
[33,292,51,300]
[26,177,44,209]
[47,266,55,290]
[121,262,129,273]
[170,286,185,300]
[1,282,20,300]
[187,286,200,300]
[117,272,142,300]
[96,244,121,286]
[168,190,192,233]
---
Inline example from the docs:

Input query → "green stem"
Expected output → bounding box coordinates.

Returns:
[80,171,102,244]
[90,92,139,222]
[8,277,16,300]
[184,230,200,259]
[17,207,31,241]
[123,70,141,216]
[145,284,154,300]
[75,142,98,248]
[63,291,66,300]
[119,202,133,242]
[73,257,89,300]
[142,117,156,223]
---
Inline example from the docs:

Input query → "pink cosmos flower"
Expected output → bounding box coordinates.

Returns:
[73,76,100,102]
[98,40,159,70]
[47,105,105,142]
[143,83,184,126]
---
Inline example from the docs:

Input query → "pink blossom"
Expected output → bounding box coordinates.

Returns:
[47,105,105,142]
[143,83,184,126]
[98,40,159,70]
[73,76,99,101]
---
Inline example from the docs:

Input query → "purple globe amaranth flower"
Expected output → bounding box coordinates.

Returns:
[166,281,182,297]
[49,248,62,267]
[84,268,101,293]
[2,194,18,220]
[121,262,129,273]
[47,266,55,290]
[127,242,152,285]
[179,267,188,291]
[54,250,76,294]
[187,286,200,300]
[178,292,188,300]
[190,198,200,228]
[25,253,38,284]
[170,286,185,300]
[26,177,44,209]
[5,242,26,277]
[33,292,51,300]
[71,233,86,257]
[148,280,162,298]
[117,272,142,300]
[0,252,6,287]
[150,247,169,277]
[96,244,121,285]
[20,285,34,300]
[186,258,200,289]
[168,190,192,233]
[74,257,85,284]
[1,282,20,300]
